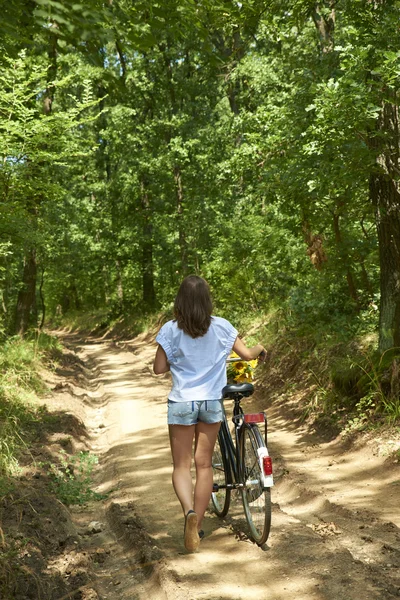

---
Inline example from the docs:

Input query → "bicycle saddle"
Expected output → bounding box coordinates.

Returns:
[222,383,254,398]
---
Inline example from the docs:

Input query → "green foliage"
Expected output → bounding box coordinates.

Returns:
[1,1,400,421]
[0,334,61,475]
[0,43,101,334]
[251,303,400,428]
[0,392,39,476]
[349,350,400,423]
[45,449,105,506]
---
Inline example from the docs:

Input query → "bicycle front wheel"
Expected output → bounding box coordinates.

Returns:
[211,432,231,517]
[240,423,271,545]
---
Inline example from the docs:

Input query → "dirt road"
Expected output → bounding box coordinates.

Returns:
[57,332,400,600]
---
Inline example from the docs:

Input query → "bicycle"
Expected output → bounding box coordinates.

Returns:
[210,361,273,545]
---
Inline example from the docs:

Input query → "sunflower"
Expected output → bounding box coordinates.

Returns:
[234,361,245,372]
[227,353,258,383]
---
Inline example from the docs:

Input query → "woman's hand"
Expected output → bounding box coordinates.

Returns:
[233,337,266,362]
[258,349,267,363]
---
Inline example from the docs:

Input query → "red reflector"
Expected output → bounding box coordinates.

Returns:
[244,413,265,423]
[262,456,273,476]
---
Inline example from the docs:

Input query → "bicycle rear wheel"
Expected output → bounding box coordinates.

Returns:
[211,431,231,517]
[240,423,271,545]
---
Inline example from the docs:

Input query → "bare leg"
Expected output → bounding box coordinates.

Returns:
[169,424,200,551]
[194,421,221,530]
[169,424,196,515]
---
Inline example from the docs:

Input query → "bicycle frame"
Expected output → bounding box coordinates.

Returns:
[211,368,273,545]
[219,395,268,489]
[214,395,273,490]
[218,399,244,489]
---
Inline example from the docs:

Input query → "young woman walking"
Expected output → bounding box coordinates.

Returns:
[153,275,266,552]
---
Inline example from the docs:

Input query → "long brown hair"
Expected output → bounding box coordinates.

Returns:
[174,275,213,338]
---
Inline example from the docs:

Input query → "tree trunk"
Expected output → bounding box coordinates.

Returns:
[302,219,328,270]
[369,170,400,351]
[141,182,156,309]
[43,22,58,116]
[39,266,45,329]
[115,259,124,309]
[332,211,360,309]
[311,2,336,53]
[366,89,400,352]
[173,166,188,275]
[103,264,110,305]
[360,260,374,296]
[211,24,248,117]
[158,44,189,277]
[70,284,81,310]
[15,249,37,335]
[15,23,58,335]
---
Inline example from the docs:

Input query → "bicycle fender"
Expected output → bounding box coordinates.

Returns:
[257,446,274,488]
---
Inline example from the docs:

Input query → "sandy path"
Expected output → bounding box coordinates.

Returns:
[60,333,400,600]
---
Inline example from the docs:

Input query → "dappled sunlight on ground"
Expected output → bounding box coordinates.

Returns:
[77,339,330,598]
[63,332,400,600]
[247,394,400,528]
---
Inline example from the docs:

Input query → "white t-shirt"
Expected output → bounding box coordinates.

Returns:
[156,316,238,402]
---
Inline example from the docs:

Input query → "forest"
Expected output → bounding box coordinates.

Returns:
[1,0,400,424]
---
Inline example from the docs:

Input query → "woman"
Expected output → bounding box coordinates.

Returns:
[153,275,266,552]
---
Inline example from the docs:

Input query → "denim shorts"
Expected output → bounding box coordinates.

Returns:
[167,399,223,426]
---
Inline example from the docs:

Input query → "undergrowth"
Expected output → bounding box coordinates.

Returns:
[44,450,106,506]
[0,331,103,598]
[241,308,400,430]
[51,308,163,338]
[0,332,62,476]
[53,303,400,429]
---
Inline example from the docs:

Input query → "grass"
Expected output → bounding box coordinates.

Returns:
[50,308,112,333]
[51,307,164,339]
[238,308,400,430]
[52,302,400,430]
[44,449,106,506]
[0,332,61,477]
[0,333,57,597]
[0,331,104,598]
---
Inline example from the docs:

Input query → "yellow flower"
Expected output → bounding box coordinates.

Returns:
[234,361,245,371]
[235,373,248,383]
[228,352,259,383]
